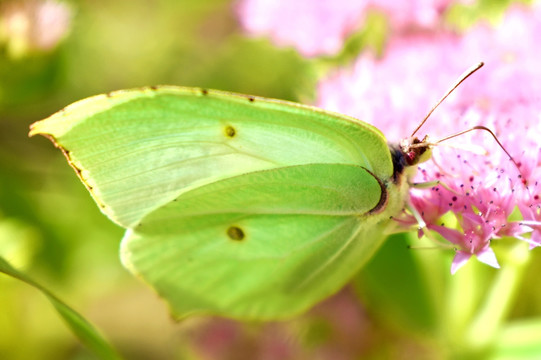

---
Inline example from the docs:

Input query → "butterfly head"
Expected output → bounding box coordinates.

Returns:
[399,135,432,166]
[392,62,484,171]
[389,135,433,182]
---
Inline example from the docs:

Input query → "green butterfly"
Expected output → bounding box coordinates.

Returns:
[31,86,428,320]
[34,51,491,323]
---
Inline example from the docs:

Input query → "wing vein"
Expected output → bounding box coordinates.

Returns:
[293,220,363,290]
[97,151,276,187]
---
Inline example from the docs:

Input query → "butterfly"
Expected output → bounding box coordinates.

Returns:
[29,63,483,320]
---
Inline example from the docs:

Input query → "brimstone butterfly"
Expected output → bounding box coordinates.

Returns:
[29,64,482,320]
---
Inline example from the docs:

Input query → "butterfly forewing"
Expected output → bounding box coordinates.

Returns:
[30,87,392,227]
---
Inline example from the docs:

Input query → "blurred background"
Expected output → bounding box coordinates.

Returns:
[1,0,541,359]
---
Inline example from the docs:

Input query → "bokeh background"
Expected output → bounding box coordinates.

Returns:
[1,0,541,359]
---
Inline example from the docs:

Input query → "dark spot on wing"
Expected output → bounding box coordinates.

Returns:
[224,125,236,138]
[248,96,255,102]
[227,226,245,241]
[201,88,209,95]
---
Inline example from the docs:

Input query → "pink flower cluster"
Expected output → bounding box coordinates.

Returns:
[316,4,541,273]
[235,0,459,57]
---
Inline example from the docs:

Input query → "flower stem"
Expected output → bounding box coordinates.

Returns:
[463,241,530,356]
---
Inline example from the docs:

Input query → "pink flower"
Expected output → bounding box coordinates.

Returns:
[429,212,501,274]
[316,4,541,272]
[0,0,71,57]
[235,0,368,57]
[235,0,459,57]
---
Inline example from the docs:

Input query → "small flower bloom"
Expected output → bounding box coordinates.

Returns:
[430,216,501,274]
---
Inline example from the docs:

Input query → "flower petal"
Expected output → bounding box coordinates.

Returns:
[451,251,471,274]
[476,247,501,269]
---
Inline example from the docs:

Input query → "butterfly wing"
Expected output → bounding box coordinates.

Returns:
[122,163,391,319]
[30,87,392,227]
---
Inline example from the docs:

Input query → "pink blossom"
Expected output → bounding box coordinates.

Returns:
[235,0,368,57]
[33,0,71,49]
[316,5,541,272]
[0,0,71,57]
[430,215,501,274]
[235,0,459,57]
[188,289,370,359]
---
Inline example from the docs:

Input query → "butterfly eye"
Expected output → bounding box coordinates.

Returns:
[405,151,417,166]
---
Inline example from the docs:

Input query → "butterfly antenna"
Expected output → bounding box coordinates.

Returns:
[435,125,522,173]
[410,62,485,138]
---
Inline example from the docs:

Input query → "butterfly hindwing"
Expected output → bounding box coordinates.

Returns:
[121,163,389,319]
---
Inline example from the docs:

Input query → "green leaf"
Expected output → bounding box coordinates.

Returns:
[0,256,121,360]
